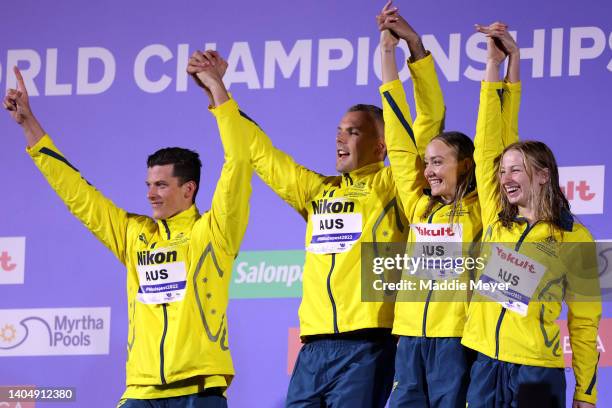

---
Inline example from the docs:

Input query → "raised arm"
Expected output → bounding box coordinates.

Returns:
[189,53,325,221]
[473,23,523,228]
[248,124,326,220]
[188,51,253,256]
[377,2,445,157]
[4,67,130,263]
[473,24,509,229]
[475,23,522,148]
[377,4,445,218]
[377,10,424,219]
[501,36,521,147]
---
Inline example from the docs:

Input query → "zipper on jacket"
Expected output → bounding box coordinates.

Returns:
[422,286,435,337]
[421,204,446,336]
[427,204,445,223]
[343,173,353,186]
[326,254,339,333]
[494,221,538,358]
[159,303,168,384]
[494,308,507,359]
[514,220,538,252]
[161,220,171,239]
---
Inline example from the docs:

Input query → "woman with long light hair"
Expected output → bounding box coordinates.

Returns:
[462,22,601,408]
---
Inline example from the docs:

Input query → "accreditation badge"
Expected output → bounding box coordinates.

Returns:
[410,223,463,280]
[307,198,362,254]
[477,244,546,316]
[135,246,187,304]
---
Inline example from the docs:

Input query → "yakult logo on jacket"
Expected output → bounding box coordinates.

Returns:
[0,307,110,357]
[0,237,26,285]
[495,246,537,273]
[414,226,456,237]
[559,165,605,214]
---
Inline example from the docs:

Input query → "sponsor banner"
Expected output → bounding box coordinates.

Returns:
[559,165,605,214]
[0,237,26,285]
[230,250,304,299]
[0,308,110,357]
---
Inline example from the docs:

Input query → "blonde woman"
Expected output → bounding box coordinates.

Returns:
[462,23,601,408]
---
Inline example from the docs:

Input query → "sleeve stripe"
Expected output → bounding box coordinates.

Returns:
[382,91,416,146]
[239,110,261,129]
[39,147,80,173]
[39,147,93,186]
[585,353,600,395]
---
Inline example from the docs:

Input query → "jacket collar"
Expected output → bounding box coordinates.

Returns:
[512,208,574,232]
[557,209,575,231]
[156,204,200,239]
[342,162,384,185]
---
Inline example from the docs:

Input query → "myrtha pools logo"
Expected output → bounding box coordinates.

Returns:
[0,307,110,356]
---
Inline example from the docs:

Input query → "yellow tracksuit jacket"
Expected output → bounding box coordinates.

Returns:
[242,73,463,335]
[461,81,601,404]
[380,55,485,337]
[27,98,253,399]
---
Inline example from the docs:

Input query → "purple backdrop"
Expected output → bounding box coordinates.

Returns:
[1,1,611,407]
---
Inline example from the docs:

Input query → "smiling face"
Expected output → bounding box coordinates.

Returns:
[335,110,385,173]
[146,164,195,220]
[499,149,549,210]
[424,139,461,203]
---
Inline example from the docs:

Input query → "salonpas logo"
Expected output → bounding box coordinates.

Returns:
[0,307,110,356]
[230,250,304,299]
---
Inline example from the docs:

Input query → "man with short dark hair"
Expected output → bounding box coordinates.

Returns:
[145,147,203,220]
[4,59,255,407]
